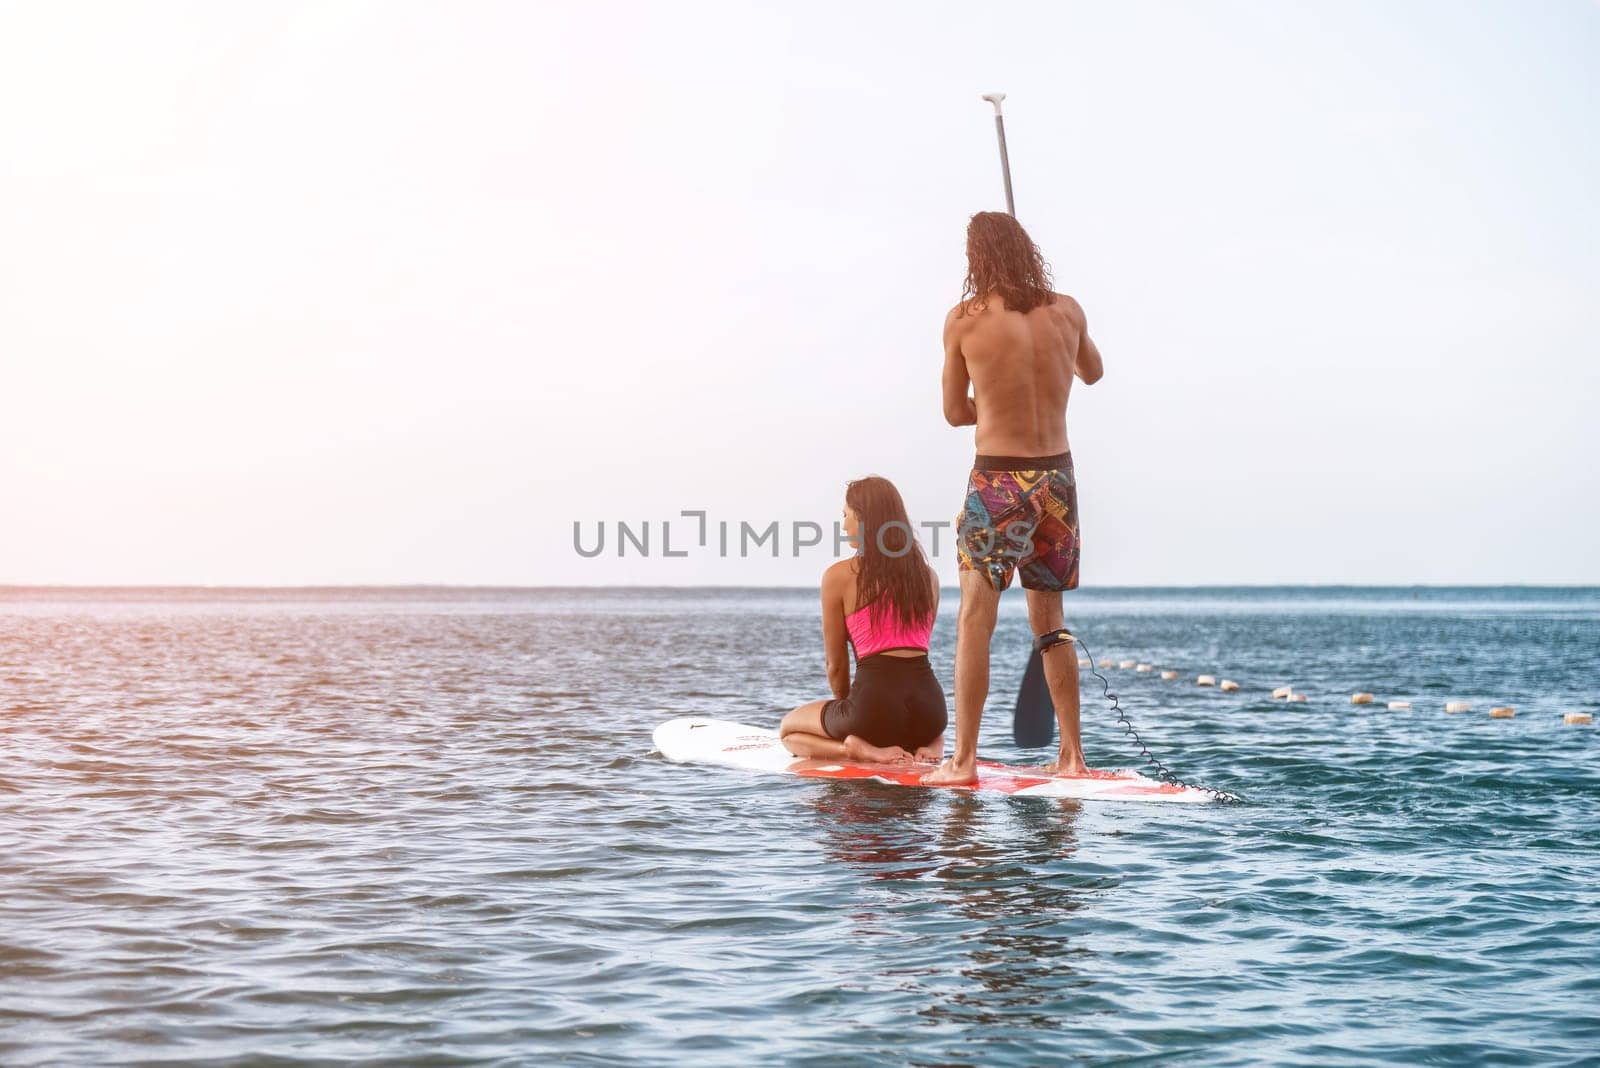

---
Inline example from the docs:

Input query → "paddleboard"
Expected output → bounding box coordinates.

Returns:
[653,717,1216,804]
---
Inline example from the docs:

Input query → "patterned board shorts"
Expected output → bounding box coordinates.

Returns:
[955,451,1080,592]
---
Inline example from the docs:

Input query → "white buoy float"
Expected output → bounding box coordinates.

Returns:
[1387,700,1412,711]
[1271,685,1293,700]
[1489,706,1515,719]
[1350,693,1375,705]
[1118,659,1137,669]
[1445,701,1472,713]
[1160,670,1178,680]
[1565,712,1593,725]
[1098,659,1115,668]
[1135,663,1153,673]
[1078,656,1091,667]
[1197,675,1216,687]
[1287,693,1309,703]
[1219,679,1240,692]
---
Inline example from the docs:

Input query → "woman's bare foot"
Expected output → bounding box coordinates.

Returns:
[843,735,914,765]
[913,744,943,764]
[920,757,979,786]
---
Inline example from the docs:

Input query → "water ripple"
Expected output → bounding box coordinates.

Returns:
[1,587,1597,1065]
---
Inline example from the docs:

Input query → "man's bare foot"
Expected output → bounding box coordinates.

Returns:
[843,735,914,765]
[920,758,979,786]
[1044,752,1089,777]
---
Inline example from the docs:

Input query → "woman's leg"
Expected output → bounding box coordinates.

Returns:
[844,735,915,765]
[779,700,847,760]
[911,663,949,764]
[780,701,914,765]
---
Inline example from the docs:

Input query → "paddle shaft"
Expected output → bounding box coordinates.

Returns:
[981,92,1015,215]
[993,115,1015,214]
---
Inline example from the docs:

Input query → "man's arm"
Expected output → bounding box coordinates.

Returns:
[1077,331,1104,385]
[941,307,977,426]
[1059,294,1104,385]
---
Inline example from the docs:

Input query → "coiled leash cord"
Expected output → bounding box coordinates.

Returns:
[1071,633,1243,805]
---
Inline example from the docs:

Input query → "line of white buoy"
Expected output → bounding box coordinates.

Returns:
[1082,657,1589,723]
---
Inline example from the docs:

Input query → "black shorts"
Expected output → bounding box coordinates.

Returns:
[822,653,948,750]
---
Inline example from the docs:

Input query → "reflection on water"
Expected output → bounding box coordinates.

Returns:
[930,798,1093,1030]
[813,784,1093,1030]
[813,782,940,879]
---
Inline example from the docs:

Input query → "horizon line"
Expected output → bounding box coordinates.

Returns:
[5,582,1600,593]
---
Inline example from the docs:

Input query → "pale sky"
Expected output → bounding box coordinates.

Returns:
[1,0,1596,586]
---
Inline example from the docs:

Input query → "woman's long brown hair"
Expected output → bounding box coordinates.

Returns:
[846,476,935,628]
[960,211,1054,315]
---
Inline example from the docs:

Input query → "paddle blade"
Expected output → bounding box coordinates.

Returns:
[1012,648,1055,748]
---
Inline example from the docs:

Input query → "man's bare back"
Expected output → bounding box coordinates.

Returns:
[941,292,1104,456]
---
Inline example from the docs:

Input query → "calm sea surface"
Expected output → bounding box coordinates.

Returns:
[2,586,1597,1066]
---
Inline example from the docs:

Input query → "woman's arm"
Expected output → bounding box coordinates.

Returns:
[821,566,851,699]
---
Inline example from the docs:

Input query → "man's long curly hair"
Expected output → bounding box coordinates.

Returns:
[960,211,1055,315]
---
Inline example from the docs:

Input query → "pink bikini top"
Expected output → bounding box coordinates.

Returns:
[845,598,935,658]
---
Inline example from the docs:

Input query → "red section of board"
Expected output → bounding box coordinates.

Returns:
[788,757,1187,796]
[793,762,1046,793]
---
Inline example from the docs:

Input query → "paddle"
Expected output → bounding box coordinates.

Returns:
[979,92,1052,747]
[981,92,1015,214]
[1012,646,1055,747]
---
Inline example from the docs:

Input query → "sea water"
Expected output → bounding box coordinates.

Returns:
[1,586,1596,1066]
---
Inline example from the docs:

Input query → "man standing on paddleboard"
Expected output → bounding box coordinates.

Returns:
[922,212,1104,787]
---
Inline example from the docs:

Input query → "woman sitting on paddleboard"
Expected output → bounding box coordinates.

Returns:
[780,476,947,765]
